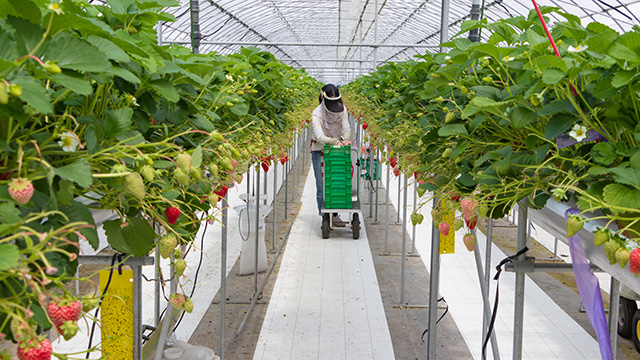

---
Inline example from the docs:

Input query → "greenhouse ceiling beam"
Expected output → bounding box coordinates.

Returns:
[281,59,375,63]
[170,40,438,48]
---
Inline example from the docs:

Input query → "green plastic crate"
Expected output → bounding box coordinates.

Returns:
[323,144,352,208]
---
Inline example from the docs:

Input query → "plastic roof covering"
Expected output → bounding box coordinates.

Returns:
[94,0,640,84]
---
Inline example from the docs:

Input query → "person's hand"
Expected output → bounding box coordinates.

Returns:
[337,139,354,146]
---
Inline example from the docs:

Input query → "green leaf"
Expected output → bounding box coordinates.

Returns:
[192,145,203,168]
[106,0,136,14]
[468,114,487,133]
[451,139,469,158]
[544,115,574,139]
[230,102,249,116]
[510,106,537,129]
[585,22,619,54]
[0,202,21,224]
[105,66,141,85]
[588,165,609,176]
[63,201,99,250]
[86,36,130,63]
[4,0,41,24]
[539,99,575,116]
[104,108,133,138]
[56,179,75,206]
[541,67,566,85]
[55,159,93,188]
[591,142,617,166]
[12,76,53,114]
[607,32,640,63]
[149,79,179,102]
[5,16,44,54]
[0,244,20,271]
[104,216,156,256]
[50,71,92,95]
[607,167,640,190]
[603,184,640,214]
[438,124,468,137]
[46,33,111,72]
[611,69,636,88]
[190,113,215,132]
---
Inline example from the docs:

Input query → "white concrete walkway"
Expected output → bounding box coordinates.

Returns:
[253,169,395,360]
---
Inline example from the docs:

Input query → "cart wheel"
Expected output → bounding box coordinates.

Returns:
[619,296,637,339]
[322,213,330,239]
[352,213,360,239]
[632,309,640,353]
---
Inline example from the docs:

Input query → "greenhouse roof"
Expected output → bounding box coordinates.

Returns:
[106,0,640,84]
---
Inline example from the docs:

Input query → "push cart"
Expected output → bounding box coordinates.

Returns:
[320,144,362,239]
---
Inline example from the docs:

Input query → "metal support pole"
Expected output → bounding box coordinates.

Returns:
[427,198,441,359]
[396,172,402,223]
[410,179,418,254]
[400,175,408,305]
[272,164,277,252]
[189,0,201,54]
[291,146,295,206]
[468,0,482,42]
[609,277,621,359]
[483,218,493,335]
[220,193,228,360]
[513,201,528,360]
[132,264,143,360]
[473,232,501,360]
[374,147,380,223]
[368,145,374,217]
[374,0,378,70]
[384,160,391,254]
[254,169,261,296]
[553,237,558,258]
[439,0,451,53]
[154,243,160,325]
[284,156,288,220]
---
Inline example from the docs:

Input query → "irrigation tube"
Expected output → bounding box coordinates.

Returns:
[219,193,228,360]
[272,164,277,252]
[254,170,261,296]
[396,172,401,223]
[374,147,380,222]
[473,230,501,360]
[410,179,417,254]
[400,175,408,305]
[426,197,441,358]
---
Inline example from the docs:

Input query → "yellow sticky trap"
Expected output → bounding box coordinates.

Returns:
[100,269,133,360]
[440,201,455,254]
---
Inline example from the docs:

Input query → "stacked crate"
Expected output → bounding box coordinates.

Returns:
[323,144,353,209]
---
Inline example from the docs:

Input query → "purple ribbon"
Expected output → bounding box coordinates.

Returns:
[565,208,613,360]
[556,128,606,148]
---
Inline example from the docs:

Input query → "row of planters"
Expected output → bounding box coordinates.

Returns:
[343,7,639,269]
[0,0,319,358]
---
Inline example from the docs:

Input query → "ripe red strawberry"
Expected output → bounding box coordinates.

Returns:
[8,178,34,205]
[280,156,288,165]
[47,299,82,339]
[362,123,368,130]
[17,337,52,360]
[449,190,461,202]
[438,222,450,236]
[465,216,478,230]
[463,233,476,251]
[159,234,177,259]
[629,249,640,275]
[460,197,478,220]
[214,185,229,200]
[261,160,270,172]
[566,215,584,238]
[389,157,397,168]
[165,206,180,224]
[393,167,400,177]
[169,293,185,309]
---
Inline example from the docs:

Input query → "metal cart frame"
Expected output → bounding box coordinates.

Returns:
[320,146,361,239]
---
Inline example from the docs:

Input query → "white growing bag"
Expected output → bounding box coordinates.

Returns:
[234,202,271,275]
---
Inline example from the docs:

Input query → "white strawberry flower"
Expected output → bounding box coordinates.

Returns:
[58,131,79,152]
[444,56,451,60]
[568,45,588,53]
[569,124,588,142]
[225,74,234,82]
[48,2,64,15]
[502,56,515,62]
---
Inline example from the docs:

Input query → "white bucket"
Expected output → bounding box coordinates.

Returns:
[233,202,272,275]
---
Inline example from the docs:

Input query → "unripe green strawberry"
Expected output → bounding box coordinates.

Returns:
[173,248,182,259]
[431,209,442,223]
[593,229,609,246]
[615,248,630,269]
[460,86,468,95]
[442,148,452,158]
[234,173,243,184]
[209,164,219,178]
[221,158,234,171]
[417,187,426,197]
[123,172,145,200]
[190,167,202,181]
[210,131,224,142]
[183,298,194,313]
[8,83,21,97]
[159,234,177,259]
[410,213,424,226]
[8,178,34,205]
[60,320,79,340]
[175,153,192,174]
[225,101,234,107]
[482,76,493,84]
[169,293,185,309]
[173,168,190,187]
[0,83,8,104]
[454,219,464,231]
[140,165,154,182]
[530,95,540,107]
[207,193,218,207]
[174,259,187,277]
[445,112,455,123]
[81,296,99,312]
[604,240,620,265]
[478,204,488,218]
[566,215,584,238]
[43,60,62,74]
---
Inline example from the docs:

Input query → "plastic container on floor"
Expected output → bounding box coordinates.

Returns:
[163,340,216,360]
[233,202,272,275]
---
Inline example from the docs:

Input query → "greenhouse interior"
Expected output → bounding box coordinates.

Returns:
[2,0,640,359]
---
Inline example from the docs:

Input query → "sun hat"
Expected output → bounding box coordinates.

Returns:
[321,84,344,113]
